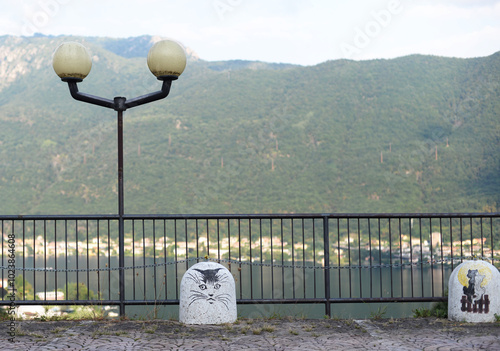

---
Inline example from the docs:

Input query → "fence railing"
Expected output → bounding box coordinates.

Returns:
[1,213,499,318]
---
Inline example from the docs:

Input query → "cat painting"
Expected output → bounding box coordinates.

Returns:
[449,260,499,323]
[463,269,486,304]
[179,262,237,324]
[185,268,231,309]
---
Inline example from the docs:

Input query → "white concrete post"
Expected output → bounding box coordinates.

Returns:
[448,260,500,323]
[179,261,237,324]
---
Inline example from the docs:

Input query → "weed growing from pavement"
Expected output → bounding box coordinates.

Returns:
[261,324,275,332]
[370,306,388,320]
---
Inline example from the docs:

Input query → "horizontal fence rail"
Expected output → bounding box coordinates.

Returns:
[0,213,499,318]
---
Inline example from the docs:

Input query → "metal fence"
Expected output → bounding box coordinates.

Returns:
[1,213,499,317]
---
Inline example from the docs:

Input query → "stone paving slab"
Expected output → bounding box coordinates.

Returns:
[0,317,499,350]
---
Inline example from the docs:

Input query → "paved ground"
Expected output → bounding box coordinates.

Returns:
[1,317,499,350]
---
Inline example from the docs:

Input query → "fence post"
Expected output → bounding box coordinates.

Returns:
[323,215,331,317]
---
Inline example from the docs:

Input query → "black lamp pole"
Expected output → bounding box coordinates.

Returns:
[61,75,178,316]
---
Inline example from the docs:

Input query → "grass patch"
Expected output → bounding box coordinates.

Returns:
[144,325,158,334]
[252,328,262,335]
[261,324,275,333]
[413,301,448,319]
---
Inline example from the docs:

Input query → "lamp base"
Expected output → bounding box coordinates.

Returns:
[157,75,179,81]
[61,77,83,83]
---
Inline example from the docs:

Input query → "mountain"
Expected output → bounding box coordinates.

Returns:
[0,34,498,215]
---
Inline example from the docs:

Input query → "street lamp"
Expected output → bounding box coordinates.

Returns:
[53,39,186,316]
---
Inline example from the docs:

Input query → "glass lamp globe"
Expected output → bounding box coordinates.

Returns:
[147,40,187,78]
[52,42,92,80]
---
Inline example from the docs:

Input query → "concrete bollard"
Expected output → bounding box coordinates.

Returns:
[179,261,237,324]
[448,260,500,323]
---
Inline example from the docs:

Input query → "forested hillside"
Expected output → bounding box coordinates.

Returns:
[0,35,498,215]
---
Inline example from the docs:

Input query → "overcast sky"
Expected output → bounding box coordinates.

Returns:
[2,0,500,65]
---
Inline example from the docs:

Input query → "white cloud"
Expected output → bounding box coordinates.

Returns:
[408,4,473,20]
[0,0,499,64]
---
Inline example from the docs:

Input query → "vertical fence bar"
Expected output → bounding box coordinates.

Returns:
[409,217,414,298]
[460,218,464,262]
[44,220,47,301]
[429,218,434,297]
[479,217,484,259]
[388,218,393,298]
[347,218,352,298]
[32,221,36,301]
[280,218,284,300]
[302,218,306,298]
[491,217,494,266]
[228,219,231,272]
[291,218,295,299]
[96,220,100,301]
[217,219,221,260]
[195,219,199,263]
[357,218,362,298]
[107,220,111,301]
[259,219,263,299]
[163,220,168,300]
[419,218,424,297]
[154,220,158,301]
[378,218,382,297]
[1,220,3,299]
[450,218,454,271]
[65,220,68,302]
[206,219,209,258]
[312,219,317,298]
[86,220,90,301]
[174,220,178,300]
[368,218,373,298]
[323,215,331,317]
[469,217,474,256]
[185,220,189,272]
[142,220,146,300]
[238,219,243,300]
[21,220,25,301]
[270,218,274,300]
[337,218,341,298]
[439,218,444,296]
[249,219,253,300]
[132,220,136,300]
[399,218,403,297]
[54,220,58,300]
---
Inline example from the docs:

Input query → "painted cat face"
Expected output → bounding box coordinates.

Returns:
[186,268,231,309]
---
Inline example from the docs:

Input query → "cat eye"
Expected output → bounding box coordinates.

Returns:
[199,284,207,290]
[214,283,221,289]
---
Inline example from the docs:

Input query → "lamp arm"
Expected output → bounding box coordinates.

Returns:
[124,78,174,110]
[64,76,177,111]
[66,79,116,109]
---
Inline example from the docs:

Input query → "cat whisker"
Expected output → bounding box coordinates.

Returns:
[188,297,207,307]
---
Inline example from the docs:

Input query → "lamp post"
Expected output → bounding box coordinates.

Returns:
[53,40,186,316]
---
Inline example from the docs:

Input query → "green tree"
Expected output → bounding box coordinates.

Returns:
[14,275,34,300]
[64,282,96,301]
